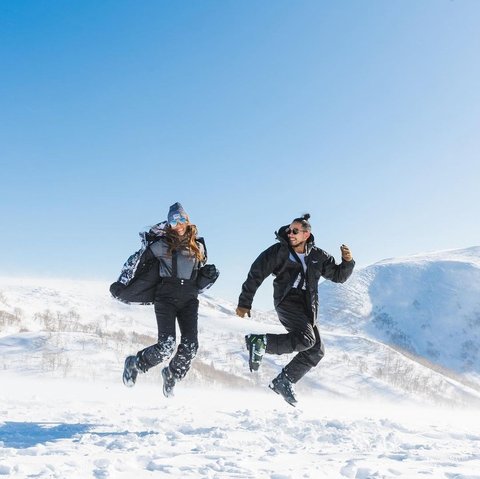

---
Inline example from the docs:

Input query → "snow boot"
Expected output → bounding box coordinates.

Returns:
[161,366,176,398]
[123,355,140,387]
[245,334,267,372]
[269,371,298,407]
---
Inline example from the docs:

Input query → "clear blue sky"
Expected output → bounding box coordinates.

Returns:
[1,1,479,310]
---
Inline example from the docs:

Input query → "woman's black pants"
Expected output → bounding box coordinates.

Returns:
[136,280,199,380]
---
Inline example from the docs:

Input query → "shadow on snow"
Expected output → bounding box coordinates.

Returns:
[0,422,159,449]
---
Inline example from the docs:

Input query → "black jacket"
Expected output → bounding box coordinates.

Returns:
[110,233,218,304]
[110,245,162,304]
[238,225,355,319]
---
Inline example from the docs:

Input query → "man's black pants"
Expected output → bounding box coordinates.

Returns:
[266,289,325,383]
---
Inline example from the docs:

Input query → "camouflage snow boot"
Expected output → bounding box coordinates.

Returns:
[161,366,176,398]
[123,355,140,387]
[245,334,267,372]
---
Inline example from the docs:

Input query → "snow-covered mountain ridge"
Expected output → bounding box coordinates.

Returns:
[319,246,480,385]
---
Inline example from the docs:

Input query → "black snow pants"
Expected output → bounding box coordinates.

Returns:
[137,279,199,380]
[266,289,325,383]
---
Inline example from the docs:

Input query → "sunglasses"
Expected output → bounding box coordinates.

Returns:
[286,227,305,235]
[169,217,188,227]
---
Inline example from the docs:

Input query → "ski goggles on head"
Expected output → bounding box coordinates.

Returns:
[169,216,188,227]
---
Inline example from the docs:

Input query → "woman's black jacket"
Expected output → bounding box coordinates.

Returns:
[110,233,218,304]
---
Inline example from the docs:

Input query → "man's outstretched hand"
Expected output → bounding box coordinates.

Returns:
[340,244,353,262]
[235,306,251,318]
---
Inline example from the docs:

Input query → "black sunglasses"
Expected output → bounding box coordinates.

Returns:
[286,227,305,235]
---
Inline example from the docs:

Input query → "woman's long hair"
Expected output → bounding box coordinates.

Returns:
[165,224,204,261]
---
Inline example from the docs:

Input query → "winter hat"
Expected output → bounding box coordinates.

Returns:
[167,202,189,225]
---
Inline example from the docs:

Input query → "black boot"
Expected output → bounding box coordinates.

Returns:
[269,371,298,406]
[245,334,267,372]
[161,366,176,398]
[123,355,140,387]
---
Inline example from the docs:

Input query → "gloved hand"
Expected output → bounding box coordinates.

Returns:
[340,244,353,262]
[200,264,218,278]
[235,306,251,318]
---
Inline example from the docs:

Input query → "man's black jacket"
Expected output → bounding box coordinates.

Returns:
[238,225,355,320]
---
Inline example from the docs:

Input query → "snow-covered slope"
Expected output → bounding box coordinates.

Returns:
[319,246,480,385]
[1,273,479,406]
[2,266,480,478]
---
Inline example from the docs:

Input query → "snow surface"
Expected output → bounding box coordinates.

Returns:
[2,374,480,479]
[1,248,480,478]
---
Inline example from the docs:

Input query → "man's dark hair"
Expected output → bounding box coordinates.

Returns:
[292,213,311,232]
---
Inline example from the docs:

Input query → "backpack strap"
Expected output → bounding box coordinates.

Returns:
[172,250,178,278]
[197,237,207,263]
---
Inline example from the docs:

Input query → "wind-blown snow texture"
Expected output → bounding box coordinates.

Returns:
[1,247,480,478]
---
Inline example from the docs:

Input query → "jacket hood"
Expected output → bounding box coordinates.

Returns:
[140,221,168,245]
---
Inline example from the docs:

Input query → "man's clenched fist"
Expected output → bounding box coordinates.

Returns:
[235,307,251,318]
[340,244,353,262]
